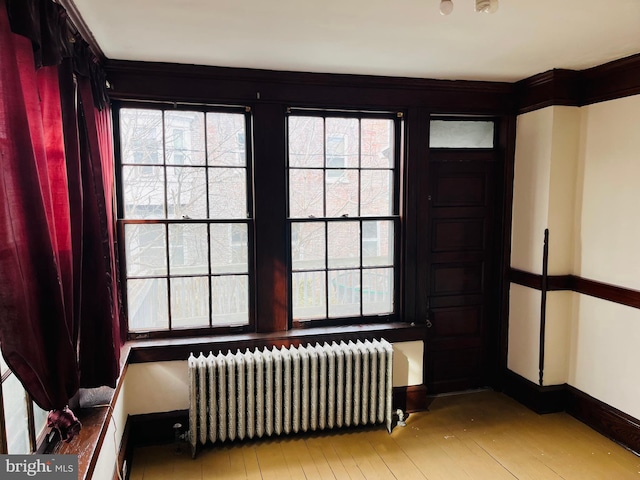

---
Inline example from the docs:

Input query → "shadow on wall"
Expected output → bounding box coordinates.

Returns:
[393,348,410,387]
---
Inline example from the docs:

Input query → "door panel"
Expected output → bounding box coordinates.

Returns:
[431,263,484,295]
[431,305,482,337]
[422,151,498,393]
[432,219,485,252]
[433,176,486,206]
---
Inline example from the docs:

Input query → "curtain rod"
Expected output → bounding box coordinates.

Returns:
[55,0,105,62]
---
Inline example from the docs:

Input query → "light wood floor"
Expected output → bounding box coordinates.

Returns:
[129,391,640,479]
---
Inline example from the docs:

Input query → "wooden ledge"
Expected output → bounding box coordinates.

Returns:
[49,349,130,480]
[126,322,428,364]
[51,406,110,480]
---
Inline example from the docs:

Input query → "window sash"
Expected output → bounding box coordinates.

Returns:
[116,105,253,335]
[287,111,402,325]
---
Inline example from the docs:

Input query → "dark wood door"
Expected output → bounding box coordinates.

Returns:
[420,150,499,393]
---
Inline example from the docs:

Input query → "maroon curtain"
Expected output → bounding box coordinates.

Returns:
[0,0,121,411]
[77,80,121,387]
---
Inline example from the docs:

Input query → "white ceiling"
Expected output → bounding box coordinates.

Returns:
[71,0,640,82]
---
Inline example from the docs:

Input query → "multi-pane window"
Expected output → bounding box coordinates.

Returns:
[118,106,251,332]
[288,113,400,322]
[0,348,48,454]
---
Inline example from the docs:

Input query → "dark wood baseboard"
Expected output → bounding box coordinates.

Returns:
[117,410,189,480]
[130,410,190,447]
[503,370,640,456]
[566,386,640,456]
[393,385,429,413]
[502,369,567,414]
[115,417,132,480]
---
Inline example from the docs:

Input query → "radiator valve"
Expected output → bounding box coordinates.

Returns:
[173,423,188,454]
[396,409,407,427]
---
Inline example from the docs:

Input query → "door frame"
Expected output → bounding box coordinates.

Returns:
[412,114,516,393]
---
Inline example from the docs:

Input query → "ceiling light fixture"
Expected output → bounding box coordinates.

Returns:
[439,0,454,15]
[475,0,499,13]
[440,0,499,15]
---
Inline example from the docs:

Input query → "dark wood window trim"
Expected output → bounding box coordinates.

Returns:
[0,358,51,455]
[114,102,256,338]
[114,101,415,338]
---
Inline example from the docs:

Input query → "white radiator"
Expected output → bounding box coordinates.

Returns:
[188,339,394,457]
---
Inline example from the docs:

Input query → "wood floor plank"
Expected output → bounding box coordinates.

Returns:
[366,429,427,480]
[340,430,397,480]
[241,446,264,480]
[392,431,473,480]
[278,437,318,479]
[132,391,640,480]
[461,428,565,480]
[278,436,328,480]
[254,440,294,480]
[304,435,341,479]
[315,432,368,479]
[201,445,232,480]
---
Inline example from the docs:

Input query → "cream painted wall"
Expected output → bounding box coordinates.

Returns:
[507,288,573,386]
[510,94,640,419]
[565,95,640,417]
[92,378,128,480]
[569,295,640,420]
[575,95,640,289]
[510,106,580,385]
[543,291,573,385]
[392,341,423,387]
[547,107,580,275]
[511,107,553,273]
[507,284,540,383]
[124,361,189,415]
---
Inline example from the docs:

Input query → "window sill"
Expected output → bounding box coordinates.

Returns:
[127,321,427,363]
[50,406,110,480]
[48,349,130,480]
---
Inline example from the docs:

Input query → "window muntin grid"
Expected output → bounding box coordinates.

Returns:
[119,107,251,332]
[288,113,399,322]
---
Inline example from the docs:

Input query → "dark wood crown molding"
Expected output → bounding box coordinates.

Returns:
[515,53,640,114]
[581,52,640,106]
[105,60,514,114]
[514,69,582,114]
[105,52,640,116]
